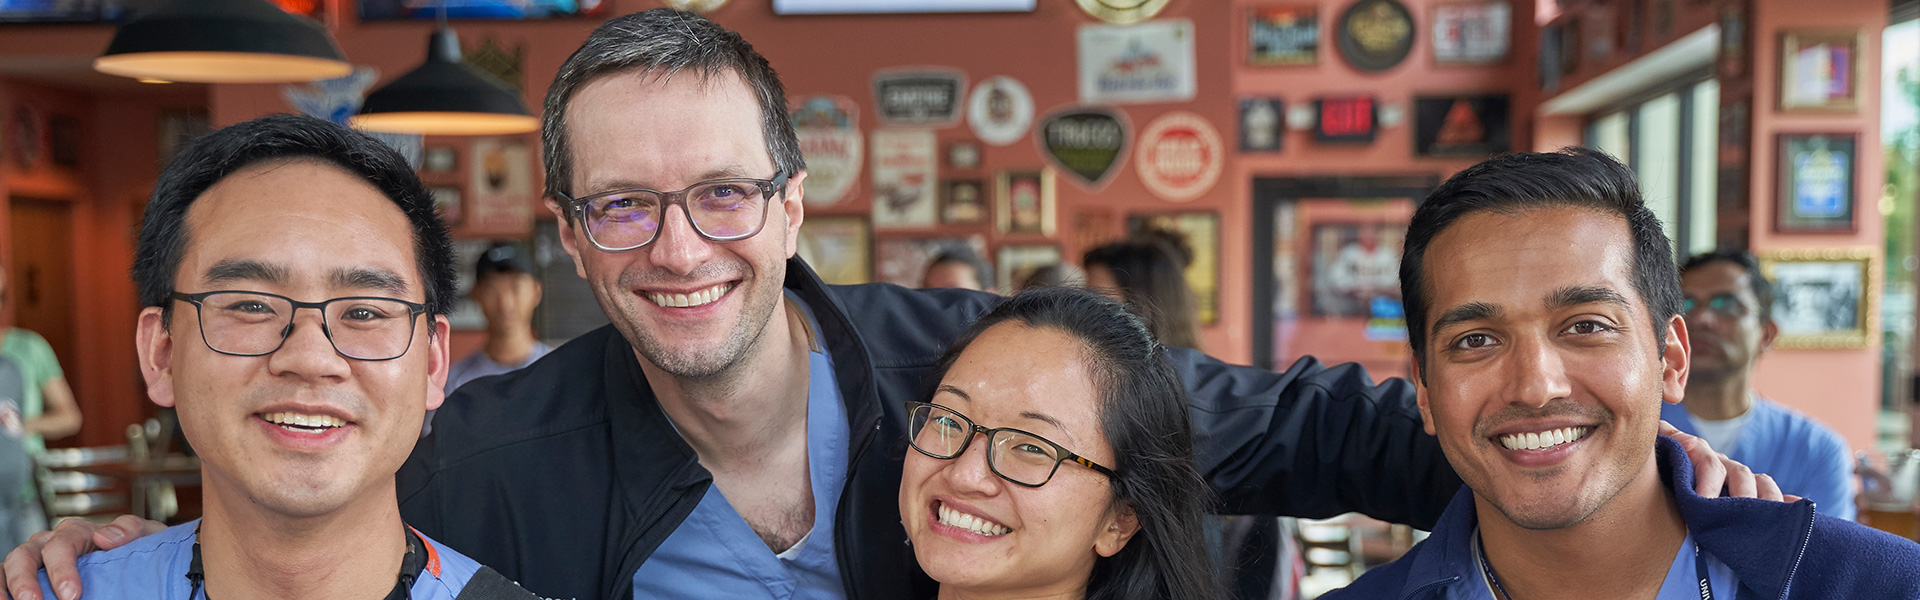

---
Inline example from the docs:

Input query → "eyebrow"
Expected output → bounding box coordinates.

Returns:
[1545,285,1633,311]
[331,267,411,298]
[581,165,765,195]
[1430,301,1500,336]
[203,260,289,288]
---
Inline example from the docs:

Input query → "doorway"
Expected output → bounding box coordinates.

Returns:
[7,198,77,380]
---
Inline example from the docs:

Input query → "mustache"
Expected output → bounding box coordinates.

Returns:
[619,261,749,291]
[1472,398,1613,438]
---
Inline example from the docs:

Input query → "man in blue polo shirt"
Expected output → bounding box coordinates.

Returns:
[1665,250,1857,520]
[27,115,533,599]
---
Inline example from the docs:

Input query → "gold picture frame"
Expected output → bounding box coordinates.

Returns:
[996,168,1056,236]
[1758,247,1874,349]
[1777,30,1862,113]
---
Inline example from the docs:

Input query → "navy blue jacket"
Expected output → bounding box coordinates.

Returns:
[1326,436,1920,600]
[397,258,1463,600]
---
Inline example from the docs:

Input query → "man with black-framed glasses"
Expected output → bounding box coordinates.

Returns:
[1666,250,1857,521]
[9,115,536,600]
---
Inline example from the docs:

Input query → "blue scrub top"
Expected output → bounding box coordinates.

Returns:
[1466,532,1738,600]
[1662,397,1858,521]
[36,519,486,599]
[631,293,852,599]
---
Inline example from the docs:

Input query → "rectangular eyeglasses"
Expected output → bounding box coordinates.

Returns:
[169,290,427,361]
[556,170,790,252]
[906,401,1116,488]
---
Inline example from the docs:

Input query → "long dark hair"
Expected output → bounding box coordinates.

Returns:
[925,287,1217,600]
[1083,232,1202,350]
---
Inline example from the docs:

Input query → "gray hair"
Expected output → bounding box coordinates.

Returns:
[541,8,805,206]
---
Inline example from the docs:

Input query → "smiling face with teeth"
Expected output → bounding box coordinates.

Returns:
[136,160,451,521]
[899,323,1138,597]
[549,69,807,382]
[1413,207,1690,531]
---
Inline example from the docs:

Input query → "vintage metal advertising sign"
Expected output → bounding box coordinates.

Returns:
[1037,106,1131,190]
[791,95,863,207]
[1134,111,1223,202]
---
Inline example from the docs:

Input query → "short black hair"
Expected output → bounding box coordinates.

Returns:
[1400,147,1681,378]
[133,114,456,320]
[1681,249,1774,324]
[926,247,991,289]
[925,287,1216,600]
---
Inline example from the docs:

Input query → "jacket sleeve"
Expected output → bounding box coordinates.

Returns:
[1176,348,1463,529]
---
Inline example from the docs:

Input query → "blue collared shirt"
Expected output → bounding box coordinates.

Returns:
[36,519,486,599]
[631,294,851,599]
[1662,397,1857,521]
[1463,531,1738,600]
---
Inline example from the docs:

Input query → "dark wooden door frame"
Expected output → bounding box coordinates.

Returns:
[1250,175,1440,370]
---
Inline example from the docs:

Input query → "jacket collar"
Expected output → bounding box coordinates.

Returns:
[1398,436,1815,599]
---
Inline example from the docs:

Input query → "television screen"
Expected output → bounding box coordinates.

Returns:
[773,0,1034,14]
[357,0,609,20]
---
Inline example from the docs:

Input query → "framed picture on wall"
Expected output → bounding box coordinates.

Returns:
[996,168,1056,235]
[1127,212,1221,324]
[429,186,463,226]
[1247,5,1319,66]
[1430,1,1511,65]
[1307,221,1406,318]
[1777,30,1861,112]
[797,216,873,286]
[996,245,1063,292]
[941,179,988,224]
[1760,248,1873,349]
[1774,133,1856,233]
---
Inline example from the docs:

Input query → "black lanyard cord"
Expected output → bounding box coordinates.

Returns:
[187,525,427,600]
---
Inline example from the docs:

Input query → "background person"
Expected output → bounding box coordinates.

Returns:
[1082,233,1201,350]
[423,242,551,437]
[0,266,81,545]
[1666,250,1857,521]
[922,247,992,293]
[901,287,1216,600]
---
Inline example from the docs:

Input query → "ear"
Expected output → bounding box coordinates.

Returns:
[136,307,177,408]
[781,170,808,260]
[546,197,589,280]
[424,315,452,411]
[1093,502,1141,558]
[1411,359,1436,436]
[1758,319,1779,356]
[1661,314,1691,405]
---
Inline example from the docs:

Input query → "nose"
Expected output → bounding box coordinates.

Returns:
[1504,335,1571,409]
[646,205,719,275]
[942,431,1006,495]
[265,308,351,381]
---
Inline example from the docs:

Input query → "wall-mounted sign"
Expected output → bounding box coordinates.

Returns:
[1135,111,1223,203]
[1431,1,1510,65]
[1239,98,1285,152]
[1248,5,1319,66]
[1413,95,1511,157]
[1038,106,1131,190]
[776,0,1035,14]
[468,139,535,233]
[870,129,939,228]
[1315,96,1378,143]
[1336,0,1415,72]
[791,95,864,207]
[967,75,1035,146]
[873,70,965,126]
[1077,19,1197,105]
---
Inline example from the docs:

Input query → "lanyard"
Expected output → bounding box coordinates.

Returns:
[1475,532,1713,600]
[186,524,425,600]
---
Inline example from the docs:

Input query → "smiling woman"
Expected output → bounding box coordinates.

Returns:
[898,287,1216,600]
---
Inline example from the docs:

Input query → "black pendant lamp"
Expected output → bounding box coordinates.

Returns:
[351,18,538,136]
[94,0,351,84]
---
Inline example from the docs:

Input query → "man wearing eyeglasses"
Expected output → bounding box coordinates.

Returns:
[14,115,536,599]
[1665,250,1857,520]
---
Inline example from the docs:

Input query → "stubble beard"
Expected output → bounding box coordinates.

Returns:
[603,264,784,384]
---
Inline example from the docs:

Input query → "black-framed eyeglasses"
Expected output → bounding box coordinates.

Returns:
[555,170,791,252]
[169,291,428,361]
[905,401,1116,488]
[1683,293,1751,319]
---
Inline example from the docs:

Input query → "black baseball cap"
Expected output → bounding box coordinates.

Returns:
[475,242,533,279]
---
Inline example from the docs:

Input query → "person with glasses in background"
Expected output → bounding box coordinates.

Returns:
[1663,250,1857,520]
[900,287,1215,600]
[21,114,535,599]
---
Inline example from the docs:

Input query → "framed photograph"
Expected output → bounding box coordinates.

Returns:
[429,186,463,226]
[947,141,982,170]
[1775,133,1856,233]
[1778,30,1860,112]
[424,146,458,173]
[1760,248,1873,349]
[1308,221,1406,317]
[797,216,873,286]
[996,245,1064,292]
[1127,212,1221,324]
[1413,94,1511,157]
[1248,5,1319,66]
[1239,98,1285,152]
[941,179,988,224]
[996,168,1056,235]
[877,236,988,288]
[1431,1,1510,65]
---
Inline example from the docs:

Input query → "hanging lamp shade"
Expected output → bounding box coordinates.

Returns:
[351,28,539,136]
[93,0,351,84]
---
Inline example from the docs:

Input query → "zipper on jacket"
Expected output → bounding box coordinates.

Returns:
[1776,503,1815,600]
[833,418,884,600]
